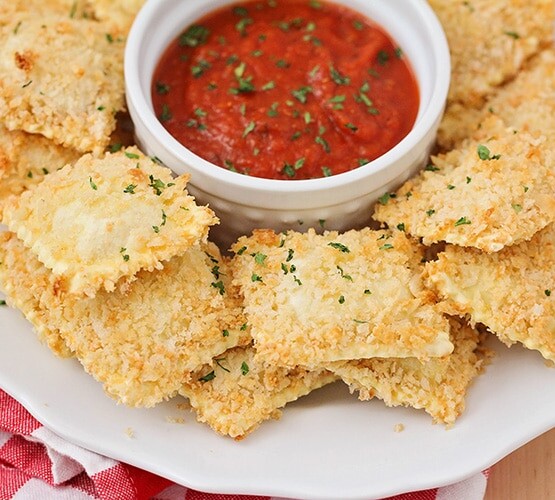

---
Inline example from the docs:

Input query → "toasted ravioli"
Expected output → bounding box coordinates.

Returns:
[231,228,453,368]
[438,49,555,150]
[3,147,217,297]
[0,233,248,406]
[425,224,555,363]
[429,0,552,109]
[329,318,490,426]
[374,118,555,252]
[180,346,337,439]
[0,232,71,357]
[0,13,124,153]
[0,125,80,217]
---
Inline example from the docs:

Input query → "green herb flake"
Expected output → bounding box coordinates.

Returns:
[236,17,254,36]
[242,121,256,138]
[397,223,405,232]
[395,47,403,58]
[254,252,267,265]
[504,30,520,39]
[0,300,6,306]
[337,265,353,281]
[120,247,130,262]
[512,203,523,213]
[251,273,263,282]
[447,184,456,190]
[545,289,552,297]
[261,80,275,90]
[222,329,230,337]
[377,50,390,65]
[315,135,330,153]
[123,184,137,194]
[241,361,250,375]
[160,103,172,122]
[328,242,350,253]
[276,59,290,68]
[378,193,393,205]
[89,177,98,190]
[379,243,394,251]
[211,280,225,295]
[329,65,350,85]
[353,20,364,30]
[199,371,216,383]
[425,164,440,172]
[322,166,332,177]
[466,176,472,184]
[426,209,436,217]
[345,122,358,131]
[179,25,210,47]
[454,217,472,227]
[477,144,501,161]
[338,295,345,304]
[291,85,313,104]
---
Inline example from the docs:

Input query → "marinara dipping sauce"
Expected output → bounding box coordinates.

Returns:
[152,0,419,180]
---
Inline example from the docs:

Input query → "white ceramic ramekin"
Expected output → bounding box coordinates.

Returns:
[125,0,450,248]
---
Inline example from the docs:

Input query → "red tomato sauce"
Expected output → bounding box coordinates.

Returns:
[152,0,419,180]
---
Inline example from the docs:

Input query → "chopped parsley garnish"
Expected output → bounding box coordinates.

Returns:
[545,289,552,297]
[425,164,440,172]
[447,184,456,190]
[337,265,353,281]
[120,247,130,262]
[211,280,225,295]
[477,144,501,161]
[286,248,295,262]
[254,252,267,265]
[512,203,523,213]
[251,273,263,282]
[148,175,167,195]
[236,17,254,36]
[236,246,247,255]
[222,329,230,337]
[329,65,350,85]
[125,152,140,160]
[345,122,358,131]
[160,103,172,122]
[261,80,275,90]
[276,59,290,68]
[267,102,279,117]
[353,20,364,30]
[89,177,98,190]
[426,209,436,216]
[397,223,405,232]
[466,176,472,184]
[242,121,256,138]
[0,300,6,306]
[338,295,345,304]
[454,217,471,227]
[378,193,394,205]
[241,361,250,375]
[315,135,330,153]
[322,166,332,177]
[504,30,520,39]
[108,143,123,153]
[395,47,403,58]
[379,243,394,251]
[123,184,137,194]
[328,242,350,253]
[199,371,216,382]
[22,80,33,88]
[377,50,390,65]
[179,25,210,47]
[291,85,313,103]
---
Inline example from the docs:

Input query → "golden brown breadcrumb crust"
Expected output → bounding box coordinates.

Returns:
[329,317,492,426]
[231,228,453,368]
[3,147,217,297]
[374,117,555,252]
[425,224,555,362]
[180,346,337,439]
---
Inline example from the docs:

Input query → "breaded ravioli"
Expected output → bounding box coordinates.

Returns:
[0,13,124,153]
[429,0,552,109]
[0,233,249,407]
[3,147,217,297]
[374,118,555,252]
[329,317,490,426]
[425,224,555,363]
[438,49,555,150]
[180,346,337,439]
[0,232,72,358]
[231,228,453,368]
[0,125,80,218]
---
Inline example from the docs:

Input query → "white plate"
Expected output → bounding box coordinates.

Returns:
[1,299,555,500]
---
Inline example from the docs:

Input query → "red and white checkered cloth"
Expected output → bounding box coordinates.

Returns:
[0,389,488,500]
